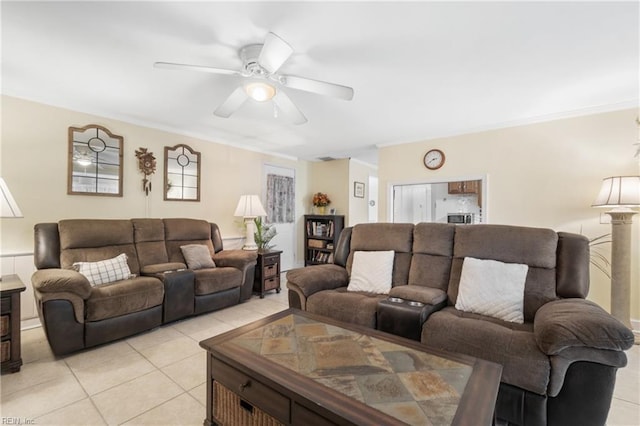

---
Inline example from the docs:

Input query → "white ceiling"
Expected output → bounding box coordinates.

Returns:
[2,1,638,165]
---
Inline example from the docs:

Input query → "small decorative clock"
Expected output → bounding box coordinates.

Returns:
[423,149,445,170]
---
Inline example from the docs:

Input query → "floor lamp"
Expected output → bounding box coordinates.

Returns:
[593,176,640,341]
[234,195,267,250]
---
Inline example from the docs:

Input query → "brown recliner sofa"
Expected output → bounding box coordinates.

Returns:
[31,218,256,356]
[286,222,634,426]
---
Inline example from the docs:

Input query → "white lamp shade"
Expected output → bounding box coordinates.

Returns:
[592,176,640,207]
[0,178,23,218]
[234,195,267,218]
[244,82,276,102]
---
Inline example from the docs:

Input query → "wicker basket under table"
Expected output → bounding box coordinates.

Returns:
[213,381,284,426]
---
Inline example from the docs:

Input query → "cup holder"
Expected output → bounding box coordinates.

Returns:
[408,301,425,307]
[388,297,404,303]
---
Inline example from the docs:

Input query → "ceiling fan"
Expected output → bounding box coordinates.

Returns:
[154,32,354,125]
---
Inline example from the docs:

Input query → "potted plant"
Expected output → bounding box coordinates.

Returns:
[253,217,277,251]
[312,192,331,214]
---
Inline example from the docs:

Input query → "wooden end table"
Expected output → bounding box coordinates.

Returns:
[253,249,282,298]
[1,275,26,374]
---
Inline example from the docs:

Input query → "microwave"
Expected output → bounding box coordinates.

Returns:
[447,213,474,224]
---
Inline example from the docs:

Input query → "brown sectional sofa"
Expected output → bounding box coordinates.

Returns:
[286,222,634,426]
[31,218,257,356]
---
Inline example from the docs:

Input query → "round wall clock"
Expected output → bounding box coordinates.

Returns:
[423,149,445,170]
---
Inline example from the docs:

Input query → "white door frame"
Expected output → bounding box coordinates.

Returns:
[263,164,297,271]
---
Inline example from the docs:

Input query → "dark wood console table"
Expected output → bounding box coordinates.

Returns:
[1,275,26,374]
[253,249,282,298]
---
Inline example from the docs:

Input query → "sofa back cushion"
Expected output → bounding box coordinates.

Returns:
[556,232,590,298]
[347,223,414,287]
[449,224,559,322]
[132,218,169,267]
[210,223,224,253]
[409,223,455,291]
[58,219,140,275]
[163,218,215,264]
[34,223,61,269]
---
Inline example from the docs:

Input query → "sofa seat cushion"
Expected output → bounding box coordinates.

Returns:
[306,287,386,328]
[193,267,242,295]
[86,276,164,322]
[140,262,187,275]
[423,307,550,395]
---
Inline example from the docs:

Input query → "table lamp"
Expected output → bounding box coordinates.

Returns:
[234,195,267,250]
[1,177,23,281]
[1,178,23,218]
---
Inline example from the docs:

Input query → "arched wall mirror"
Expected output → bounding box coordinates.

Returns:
[164,144,201,201]
[68,124,123,196]
[389,176,488,225]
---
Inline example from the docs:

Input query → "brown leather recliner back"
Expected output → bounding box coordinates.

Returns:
[58,219,141,275]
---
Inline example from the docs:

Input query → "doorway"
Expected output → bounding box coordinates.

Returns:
[263,164,296,271]
[389,176,487,224]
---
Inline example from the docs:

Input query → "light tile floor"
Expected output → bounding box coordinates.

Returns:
[1,289,638,425]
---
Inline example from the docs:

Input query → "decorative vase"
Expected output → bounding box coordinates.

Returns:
[317,206,326,215]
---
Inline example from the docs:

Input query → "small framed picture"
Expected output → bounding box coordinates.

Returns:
[354,181,365,198]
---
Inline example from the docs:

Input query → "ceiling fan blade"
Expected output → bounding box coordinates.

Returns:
[258,32,293,74]
[281,75,354,101]
[154,62,239,76]
[214,86,249,118]
[273,91,307,125]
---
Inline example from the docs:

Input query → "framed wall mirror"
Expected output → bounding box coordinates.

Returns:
[164,144,201,201]
[389,176,488,225]
[68,124,123,196]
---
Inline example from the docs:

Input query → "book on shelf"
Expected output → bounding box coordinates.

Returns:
[309,249,333,264]
[307,220,335,238]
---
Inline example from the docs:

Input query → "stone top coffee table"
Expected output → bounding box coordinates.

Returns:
[200,308,502,426]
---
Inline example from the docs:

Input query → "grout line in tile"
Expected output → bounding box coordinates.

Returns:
[612,394,640,407]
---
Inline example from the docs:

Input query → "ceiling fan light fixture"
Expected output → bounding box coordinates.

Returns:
[244,82,276,102]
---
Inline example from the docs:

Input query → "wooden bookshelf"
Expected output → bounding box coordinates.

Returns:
[304,215,345,266]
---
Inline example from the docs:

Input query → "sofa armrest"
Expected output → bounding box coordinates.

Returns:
[286,264,349,311]
[534,298,634,356]
[547,346,628,397]
[213,250,257,271]
[31,269,92,299]
[286,264,349,297]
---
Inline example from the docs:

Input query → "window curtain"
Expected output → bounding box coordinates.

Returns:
[266,174,295,223]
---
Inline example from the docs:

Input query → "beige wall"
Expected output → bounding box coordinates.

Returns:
[309,159,350,220]
[0,96,309,256]
[379,108,640,319]
[308,158,377,226]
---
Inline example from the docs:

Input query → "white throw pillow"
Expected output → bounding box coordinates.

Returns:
[73,253,132,286]
[180,244,216,270]
[347,250,395,294]
[455,257,528,324]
